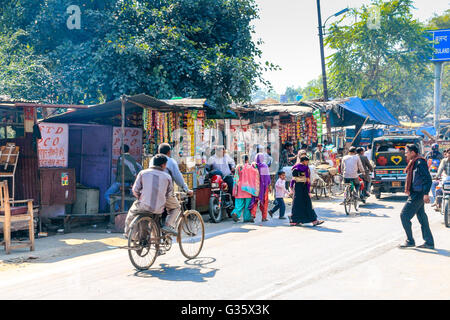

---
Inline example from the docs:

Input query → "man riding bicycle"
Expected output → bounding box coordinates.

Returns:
[124,154,181,238]
[342,146,365,196]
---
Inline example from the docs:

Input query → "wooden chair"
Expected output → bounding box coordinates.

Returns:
[0,180,34,254]
[0,144,20,200]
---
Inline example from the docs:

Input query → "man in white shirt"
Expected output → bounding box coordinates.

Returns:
[364,145,372,161]
[207,145,236,191]
[342,146,365,191]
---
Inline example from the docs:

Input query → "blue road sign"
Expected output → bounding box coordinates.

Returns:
[428,29,450,62]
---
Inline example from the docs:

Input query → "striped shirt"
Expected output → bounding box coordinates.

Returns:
[132,167,173,214]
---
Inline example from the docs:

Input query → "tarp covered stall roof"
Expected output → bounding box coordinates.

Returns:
[322,97,400,127]
[231,103,315,117]
[254,104,314,115]
[42,94,209,124]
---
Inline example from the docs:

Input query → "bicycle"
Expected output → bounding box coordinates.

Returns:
[126,192,205,270]
[343,181,360,215]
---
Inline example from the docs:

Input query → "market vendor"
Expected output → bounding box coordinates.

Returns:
[279,141,296,170]
[313,143,326,163]
[207,145,235,192]
[149,143,193,196]
[105,144,142,211]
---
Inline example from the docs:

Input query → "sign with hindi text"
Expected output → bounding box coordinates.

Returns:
[428,29,450,62]
[38,123,69,168]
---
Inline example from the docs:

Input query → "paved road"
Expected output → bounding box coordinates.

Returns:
[0,194,449,299]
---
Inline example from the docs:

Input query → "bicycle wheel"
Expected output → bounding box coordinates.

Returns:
[314,184,320,200]
[178,210,205,259]
[128,216,159,270]
[353,194,360,212]
[344,186,352,215]
[334,174,344,194]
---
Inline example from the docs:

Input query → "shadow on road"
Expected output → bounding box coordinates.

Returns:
[184,256,216,267]
[377,195,408,202]
[133,262,218,282]
[413,248,450,258]
[360,203,394,210]
[297,225,343,233]
[315,207,389,221]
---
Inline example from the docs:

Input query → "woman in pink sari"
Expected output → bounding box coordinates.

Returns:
[250,153,272,222]
[231,155,259,222]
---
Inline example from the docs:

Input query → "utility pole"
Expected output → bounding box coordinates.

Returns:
[316,0,329,102]
[434,62,443,140]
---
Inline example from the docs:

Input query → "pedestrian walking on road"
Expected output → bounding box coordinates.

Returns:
[250,153,271,222]
[289,154,324,227]
[269,171,290,220]
[231,155,260,223]
[399,144,435,249]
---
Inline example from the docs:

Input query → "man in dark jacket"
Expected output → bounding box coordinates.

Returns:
[399,144,434,249]
[357,147,373,198]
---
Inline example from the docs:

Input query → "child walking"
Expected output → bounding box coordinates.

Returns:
[269,171,290,220]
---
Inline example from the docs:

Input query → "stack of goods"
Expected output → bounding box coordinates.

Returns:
[305,116,318,145]
[313,109,322,143]
[296,116,302,142]
[142,108,205,163]
[182,172,195,190]
[280,124,288,145]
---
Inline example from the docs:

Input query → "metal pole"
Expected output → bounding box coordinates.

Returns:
[121,95,126,212]
[434,62,443,140]
[316,0,329,101]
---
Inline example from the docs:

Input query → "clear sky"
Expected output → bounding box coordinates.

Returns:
[252,0,450,94]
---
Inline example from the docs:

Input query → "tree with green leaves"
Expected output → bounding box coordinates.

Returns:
[0,0,275,109]
[325,0,435,122]
[0,30,54,102]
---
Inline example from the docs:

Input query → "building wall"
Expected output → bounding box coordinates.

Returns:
[68,124,113,212]
[0,133,40,204]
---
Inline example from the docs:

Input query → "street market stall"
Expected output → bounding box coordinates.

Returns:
[43,94,214,230]
[230,102,325,172]
[0,97,87,236]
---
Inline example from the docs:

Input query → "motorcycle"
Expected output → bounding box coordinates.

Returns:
[208,173,234,223]
[438,176,450,228]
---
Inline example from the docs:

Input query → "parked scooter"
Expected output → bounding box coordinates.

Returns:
[208,173,234,223]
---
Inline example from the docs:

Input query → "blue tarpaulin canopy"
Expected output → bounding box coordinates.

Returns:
[328,97,400,127]
[415,126,436,137]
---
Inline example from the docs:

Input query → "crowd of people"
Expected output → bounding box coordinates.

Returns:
[105,139,444,249]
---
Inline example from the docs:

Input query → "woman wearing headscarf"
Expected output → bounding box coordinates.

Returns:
[250,153,272,222]
[289,152,325,227]
[231,155,260,223]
